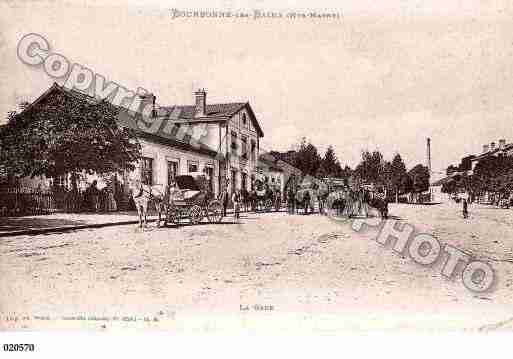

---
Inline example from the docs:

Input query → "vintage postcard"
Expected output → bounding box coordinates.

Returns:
[1,0,513,340]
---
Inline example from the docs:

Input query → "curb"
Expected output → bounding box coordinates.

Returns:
[0,208,287,238]
[0,218,158,238]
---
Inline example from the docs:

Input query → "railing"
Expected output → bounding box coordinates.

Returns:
[0,186,130,216]
[0,187,57,216]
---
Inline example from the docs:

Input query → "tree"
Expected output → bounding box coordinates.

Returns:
[339,165,352,180]
[354,150,384,185]
[382,160,394,196]
[390,153,408,202]
[317,145,343,178]
[0,88,141,186]
[441,179,457,194]
[408,164,430,193]
[293,137,321,176]
[446,164,459,175]
[472,155,513,201]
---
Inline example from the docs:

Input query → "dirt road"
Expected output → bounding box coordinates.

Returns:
[1,203,513,332]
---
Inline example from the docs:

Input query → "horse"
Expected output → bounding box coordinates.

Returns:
[326,190,348,217]
[366,191,389,219]
[295,188,314,214]
[315,182,330,215]
[128,179,169,228]
[346,188,368,218]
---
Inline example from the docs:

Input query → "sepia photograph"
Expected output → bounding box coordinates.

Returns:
[1,1,513,350]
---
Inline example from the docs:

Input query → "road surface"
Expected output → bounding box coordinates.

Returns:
[1,202,512,332]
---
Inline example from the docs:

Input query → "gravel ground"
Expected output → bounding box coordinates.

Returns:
[1,202,513,332]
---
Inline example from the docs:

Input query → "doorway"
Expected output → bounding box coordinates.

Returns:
[167,161,178,185]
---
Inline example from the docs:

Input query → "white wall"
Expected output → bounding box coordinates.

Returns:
[430,185,450,203]
[226,107,260,193]
[137,139,219,195]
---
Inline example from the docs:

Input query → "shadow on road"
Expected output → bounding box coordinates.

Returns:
[0,217,88,232]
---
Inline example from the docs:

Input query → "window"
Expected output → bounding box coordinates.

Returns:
[188,160,199,173]
[204,165,214,191]
[242,113,247,127]
[242,172,247,191]
[231,131,238,156]
[141,157,153,185]
[231,169,237,193]
[170,123,181,138]
[251,140,256,161]
[241,136,248,160]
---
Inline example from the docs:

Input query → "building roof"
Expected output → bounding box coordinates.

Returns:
[431,176,454,187]
[257,153,283,172]
[161,103,246,119]
[134,129,218,158]
[15,83,219,158]
[265,151,304,173]
[472,143,513,161]
[258,152,303,174]
[160,102,264,138]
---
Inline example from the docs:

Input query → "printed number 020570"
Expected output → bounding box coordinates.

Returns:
[3,344,35,352]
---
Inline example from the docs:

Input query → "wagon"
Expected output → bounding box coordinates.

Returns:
[166,175,224,225]
[254,174,274,212]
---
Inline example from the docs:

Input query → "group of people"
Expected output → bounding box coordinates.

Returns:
[84,180,118,212]
[315,184,389,218]
[218,186,283,220]
[49,180,118,213]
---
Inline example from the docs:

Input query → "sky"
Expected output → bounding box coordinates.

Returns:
[2,0,513,178]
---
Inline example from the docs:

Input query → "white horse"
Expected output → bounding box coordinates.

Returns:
[128,179,169,228]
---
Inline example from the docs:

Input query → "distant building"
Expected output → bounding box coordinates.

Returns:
[430,176,453,203]
[257,152,303,193]
[470,139,512,173]
[257,153,284,192]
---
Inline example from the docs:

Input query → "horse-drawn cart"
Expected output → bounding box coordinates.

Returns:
[166,175,223,225]
[254,174,274,212]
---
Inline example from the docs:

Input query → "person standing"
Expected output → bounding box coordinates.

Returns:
[287,186,295,214]
[86,180,100,212]
[304,191,311,215]
[220,187,229,217]
[232,189,241,220]
[274,189,281,212]
[462,198,469,218]
[242,188,249,212]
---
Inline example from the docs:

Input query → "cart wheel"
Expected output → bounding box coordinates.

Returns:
[189,205,204,225]
[207,200,223,223]
[167,206,180,225]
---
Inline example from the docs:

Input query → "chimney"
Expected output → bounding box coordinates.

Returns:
[138,93,156,118]
[194,89,206,117]
[483,144,489,153]
[499,139,506,150]
[491,142,496,151]
[426,137,431,173]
